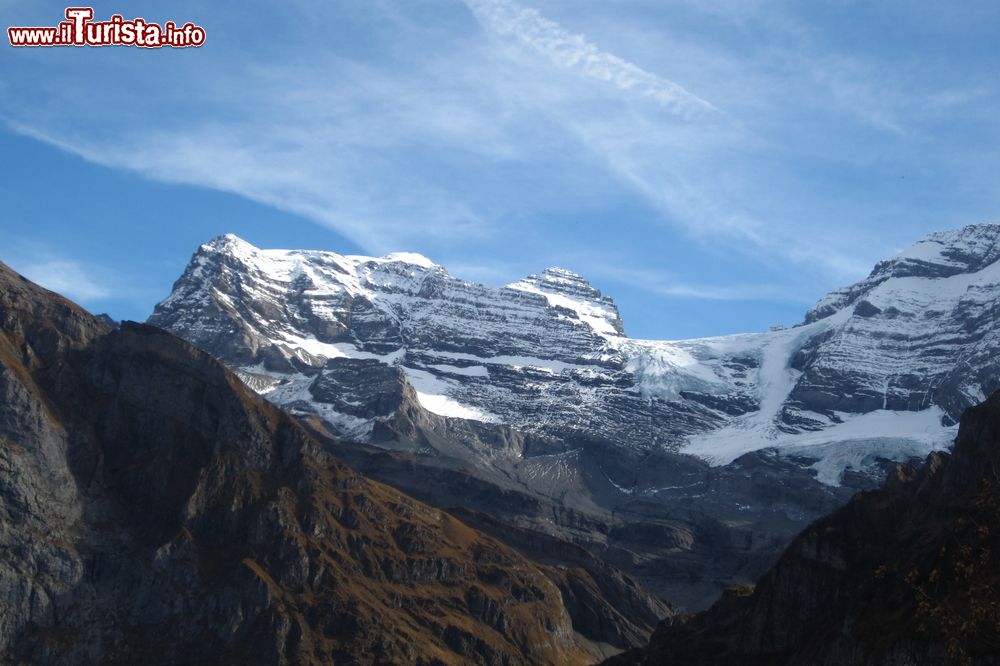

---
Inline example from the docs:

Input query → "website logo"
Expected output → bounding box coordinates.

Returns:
[8,7,206,48]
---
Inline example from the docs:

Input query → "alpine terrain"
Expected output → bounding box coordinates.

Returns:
[147,223,1000,607]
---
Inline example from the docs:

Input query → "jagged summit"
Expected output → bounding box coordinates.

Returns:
[509,266,607,297]
[805,222,1000,324]
[210,231,254,249]
[519,266,593,287]
[542,266,585,278]
[891,222,1000,274]
[508,266,625,338]
[201,233,442,271]
[380,251,438,268]
[151,233,640,441]
[201,236,620,336]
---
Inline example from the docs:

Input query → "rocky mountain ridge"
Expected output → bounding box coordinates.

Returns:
[150,226,1000,485]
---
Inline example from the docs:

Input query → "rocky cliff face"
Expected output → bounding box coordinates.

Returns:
[0,261,672,665]
[607,390,1000,666]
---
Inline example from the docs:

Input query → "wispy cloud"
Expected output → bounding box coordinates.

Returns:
[456,0,878,282]
[8,255,110,302]
[462,0,716,119]
[591,264,816,304]
[15,60,523,255]
[648,281,809,302]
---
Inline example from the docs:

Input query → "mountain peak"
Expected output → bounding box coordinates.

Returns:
[204,232,256,252]
[507,266,611,302]
[378,251,438,268]
[541,265,586,280]
[508,267,624,337]
[201,234,441,273]
[196,233,266,269]
[805,222,1000,324]
[888,222,1000,275]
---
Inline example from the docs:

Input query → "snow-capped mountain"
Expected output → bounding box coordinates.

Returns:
[150,225,1000,486]
[150,234,740,448]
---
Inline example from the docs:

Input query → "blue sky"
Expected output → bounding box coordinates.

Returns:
[2,0,999,339]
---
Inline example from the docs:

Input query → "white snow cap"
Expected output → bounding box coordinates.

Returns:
[205,233,440,270]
